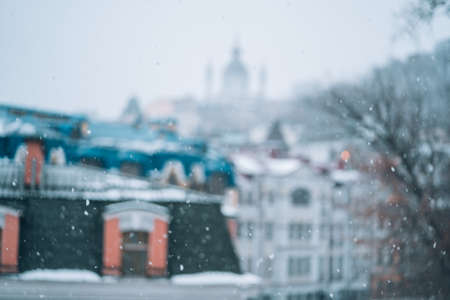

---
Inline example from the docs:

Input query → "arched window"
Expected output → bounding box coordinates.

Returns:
[291,188,311,206]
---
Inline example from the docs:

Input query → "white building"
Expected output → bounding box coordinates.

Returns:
[229,148,375,300]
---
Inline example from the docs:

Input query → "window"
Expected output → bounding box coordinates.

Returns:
[247,221,254,240]
[289,223,312,241]
[267,190,275,204]
[288,256,311,277]
[240,190,254,206]
[102,202,169,277]
[237,220,255,240]
[351,254,367,280]
[320,224,328,240]
[265,222,273,240]
[319,256,328,282]
[331,255,343,281]
[247,257,253,272]
[122,231,149,276]
[291,188,311,206]
[247,191,254,205]
[330,223,344,249]
[333,186,349,205]
[261,256,273,279]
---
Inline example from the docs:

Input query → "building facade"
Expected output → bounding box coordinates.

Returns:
[230,149,376,300]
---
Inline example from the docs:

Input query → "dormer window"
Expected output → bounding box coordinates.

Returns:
[102,201,169,277]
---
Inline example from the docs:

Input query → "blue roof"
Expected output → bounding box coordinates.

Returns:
[0,104,235,187]
[88,121,157,142]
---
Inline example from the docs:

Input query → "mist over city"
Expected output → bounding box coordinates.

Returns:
[0,1,449,300]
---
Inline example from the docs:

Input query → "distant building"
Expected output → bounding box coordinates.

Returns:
[222,45,249,100]
[205,43,267,103]
[222,126,377,300]
[119,96,143,127]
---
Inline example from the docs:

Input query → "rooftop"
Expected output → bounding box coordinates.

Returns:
[0,160,223,204]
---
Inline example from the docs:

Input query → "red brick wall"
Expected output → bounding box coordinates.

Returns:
[1,214,20,273]
[24,141,44,186]
[227,218,237,239]
[148,219,168,276]
[102,218,122,275]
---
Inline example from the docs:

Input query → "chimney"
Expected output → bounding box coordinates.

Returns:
[24,139,44,188]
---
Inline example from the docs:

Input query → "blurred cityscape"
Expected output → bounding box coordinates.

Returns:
[0,1,449,300]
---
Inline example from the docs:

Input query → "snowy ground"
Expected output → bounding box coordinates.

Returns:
[171,272,261,286]
[0,278,260,300]
[18,269,101,283]
[14,269,260,286]
[1,270,261,300]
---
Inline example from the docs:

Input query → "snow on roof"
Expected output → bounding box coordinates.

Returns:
[0,113,65,139]
[264,158,300,176]
[290,140,345,165]
[331,170,360,183]
[221,203,238,217]
[0,162,223,204]
[171,272,261,286]
[104,200,169,216]
[231,154,301,177]
[231,154,264,175]
[249,126,267,144]
[19,269,101,283]
[0,118,36,136]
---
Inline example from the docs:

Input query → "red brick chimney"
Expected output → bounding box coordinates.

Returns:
[24,139,44,187]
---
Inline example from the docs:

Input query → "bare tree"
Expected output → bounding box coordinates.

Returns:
[315,42,450,298]
[397,0,450,41]
[407,0,450,23]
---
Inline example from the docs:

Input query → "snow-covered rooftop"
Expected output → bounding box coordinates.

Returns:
[0,161,223,204]
[330,170,360,183]
[231,154,264,175]
[264,158,300,176]
[231,154,300,177]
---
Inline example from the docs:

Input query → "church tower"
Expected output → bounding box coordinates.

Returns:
[222,44,249,100]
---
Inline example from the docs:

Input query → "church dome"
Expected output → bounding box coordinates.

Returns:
[224,47,248,76]
[222,46,249,99]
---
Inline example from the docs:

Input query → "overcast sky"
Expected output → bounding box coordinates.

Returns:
[1,0,449,119]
